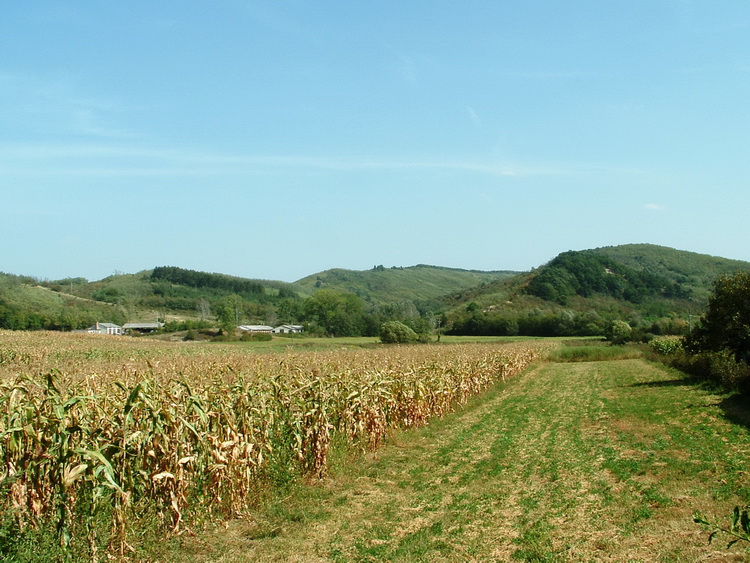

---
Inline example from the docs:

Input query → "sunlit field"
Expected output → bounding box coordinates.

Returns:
[0,330,551,560]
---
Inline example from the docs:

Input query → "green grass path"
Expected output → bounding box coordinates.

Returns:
[180,359,750,562]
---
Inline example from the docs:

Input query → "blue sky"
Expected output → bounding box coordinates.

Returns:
[2,1,749,282]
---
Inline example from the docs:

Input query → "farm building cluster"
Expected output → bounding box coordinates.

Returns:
[84,322,164,335]
[84,322,303,335]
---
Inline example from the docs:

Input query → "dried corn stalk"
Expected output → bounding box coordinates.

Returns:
[0,330,552,557]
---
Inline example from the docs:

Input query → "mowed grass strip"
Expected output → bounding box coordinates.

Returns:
[178,358,750,562]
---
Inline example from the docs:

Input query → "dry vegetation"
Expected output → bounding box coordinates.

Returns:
[0,331,550,559]
[197,356,750,562]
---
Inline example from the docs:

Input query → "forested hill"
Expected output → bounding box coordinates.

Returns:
[588,244,750,302]
[526,244,750,305]
[0,268,299,331]
[292,265,517,305]
[0,273,127,330]
[525,249,691,304]
[442,244,750,337]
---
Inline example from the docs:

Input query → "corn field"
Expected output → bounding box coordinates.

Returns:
[0,331,551,559]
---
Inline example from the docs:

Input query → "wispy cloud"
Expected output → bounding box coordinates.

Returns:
[500,69,610,80]
[0,145,524,177]
[71,109,137,139]
[385,47,439,86]
[644,203,666,211]
[1,71,137,139]
[0,142,662,181]
[466,106,482,128]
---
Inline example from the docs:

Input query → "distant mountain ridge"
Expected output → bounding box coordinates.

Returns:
[2,244,749,334]
[0,262,517,330]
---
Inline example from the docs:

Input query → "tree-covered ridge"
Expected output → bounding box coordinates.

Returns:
[151,266,266,296]
[293,264,516,304]
[526,250,691,304]
[442,244,750,339]
[589,244,750,302]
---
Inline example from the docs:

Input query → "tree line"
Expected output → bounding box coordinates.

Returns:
[151,266,265,296]
[0,299,127,331]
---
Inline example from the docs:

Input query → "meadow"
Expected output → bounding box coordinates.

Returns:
[0,331,549,561]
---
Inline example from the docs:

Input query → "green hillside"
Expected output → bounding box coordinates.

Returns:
[0,273,127,330]
[0,264,515,334]
[3,245,748,338]
[65,268,301,326]
[588,244,750,302]
[292,264,517,304]
[443,244,750,338]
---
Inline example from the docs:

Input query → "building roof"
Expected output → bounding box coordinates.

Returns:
[238,325,274,331]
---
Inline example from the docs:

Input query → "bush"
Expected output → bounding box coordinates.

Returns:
[671,271,750,393]
[649,337,683,355]
[604,320,632,344]
[379,321,418,344]
[240,331,273,342]
[669,349,750,394]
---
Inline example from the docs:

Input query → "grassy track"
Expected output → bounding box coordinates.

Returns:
[174,358,750,562]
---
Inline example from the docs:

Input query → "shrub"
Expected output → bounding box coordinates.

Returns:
[669,349,750,394]
[674,271,750,393]
[649,337,683,355]
[240,331,273,342]
[379,321,418,344]
[604,320,632,344]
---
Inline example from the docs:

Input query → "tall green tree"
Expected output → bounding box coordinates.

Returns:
[303,289,366,337]
[686,272,750,363]
[215,294,244,334]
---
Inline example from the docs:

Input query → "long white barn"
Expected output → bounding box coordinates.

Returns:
[238,324,303,334]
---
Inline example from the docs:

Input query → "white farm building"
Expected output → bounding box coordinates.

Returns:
[238,325,304,334]
[86,322,122,335]
[273,325,304,334]
[238,325,274,333]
